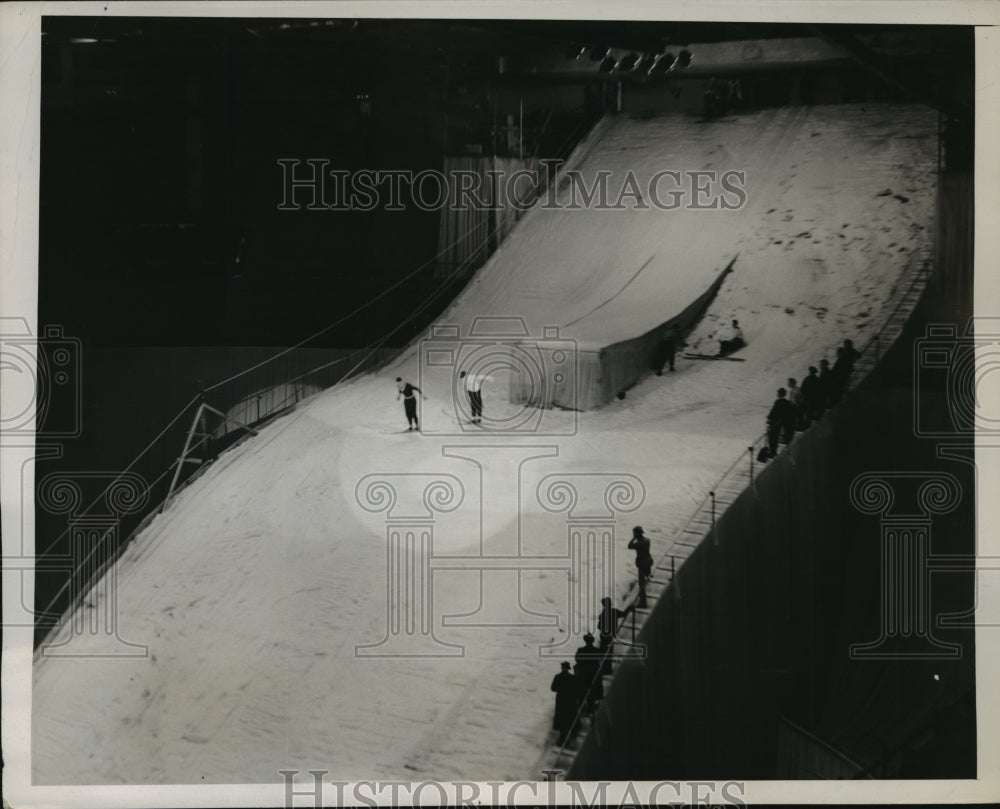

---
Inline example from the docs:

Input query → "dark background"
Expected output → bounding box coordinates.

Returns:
[40,18,972,348]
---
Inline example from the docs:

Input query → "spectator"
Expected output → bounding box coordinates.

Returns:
[597,597,635,672]
[627,526,654,608]
[787,377,804,429]
[817,359,833,413]
[654,327,680,375]
[574,633,604,716]
[829,339,862,405]
[550,662,578,745]
[766,387,796,458]
[799,365,822,426]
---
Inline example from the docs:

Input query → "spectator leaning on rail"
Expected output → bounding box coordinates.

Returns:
[765,387,796,459]
[627,526,654,608]
[597,596,636,673]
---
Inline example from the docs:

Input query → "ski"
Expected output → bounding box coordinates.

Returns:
[682,353,746,362]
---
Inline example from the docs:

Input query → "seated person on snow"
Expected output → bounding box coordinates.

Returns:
[718,319,745,356]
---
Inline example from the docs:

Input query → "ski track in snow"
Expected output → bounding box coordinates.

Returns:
[33,105,937,784]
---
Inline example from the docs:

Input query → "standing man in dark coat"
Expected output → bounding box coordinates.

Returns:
[829,338,862,405]
[574,633,603,716]
[396,377,426,431]
[817,358,833,413]
[766,387,796,458]
[799,365,822,427]
[627,526,654,608]
[654,328,679,375]
[550,662,578,745]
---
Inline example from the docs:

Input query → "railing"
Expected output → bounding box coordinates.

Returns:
[538,243,934,776]
[34,118,610,649]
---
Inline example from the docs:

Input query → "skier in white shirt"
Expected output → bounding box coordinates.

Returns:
[458,370,486,423]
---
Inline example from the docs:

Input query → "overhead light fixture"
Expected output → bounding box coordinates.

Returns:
[617,53,639,72]
[70,37,99,44]
[649,52,675,76]
[599,55,617,74]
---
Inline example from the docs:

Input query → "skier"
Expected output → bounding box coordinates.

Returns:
[550,662,578,745]
[395,377,426,431]
[627,526,654,608]
[718,319,745,356]
[458,370,486,424]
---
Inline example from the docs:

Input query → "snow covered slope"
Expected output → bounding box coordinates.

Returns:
[33,104,937,784]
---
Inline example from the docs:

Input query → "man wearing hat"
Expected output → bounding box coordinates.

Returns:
[766,387,796,458]
[627,526,654,608]
[574,633,603,716]
[550,661,578,745]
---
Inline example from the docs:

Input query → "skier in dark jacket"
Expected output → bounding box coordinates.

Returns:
[550,662,578,744]
[766,387,796,458]
[395,377,426,431]
[627,526,654,608]
[574,633,603,715]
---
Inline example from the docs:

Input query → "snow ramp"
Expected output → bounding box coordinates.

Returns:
[32,104,938,785]
[421,104,934,411]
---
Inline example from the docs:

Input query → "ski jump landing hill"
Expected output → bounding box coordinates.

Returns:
[426,104,931,412]
[32,104,938,785]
